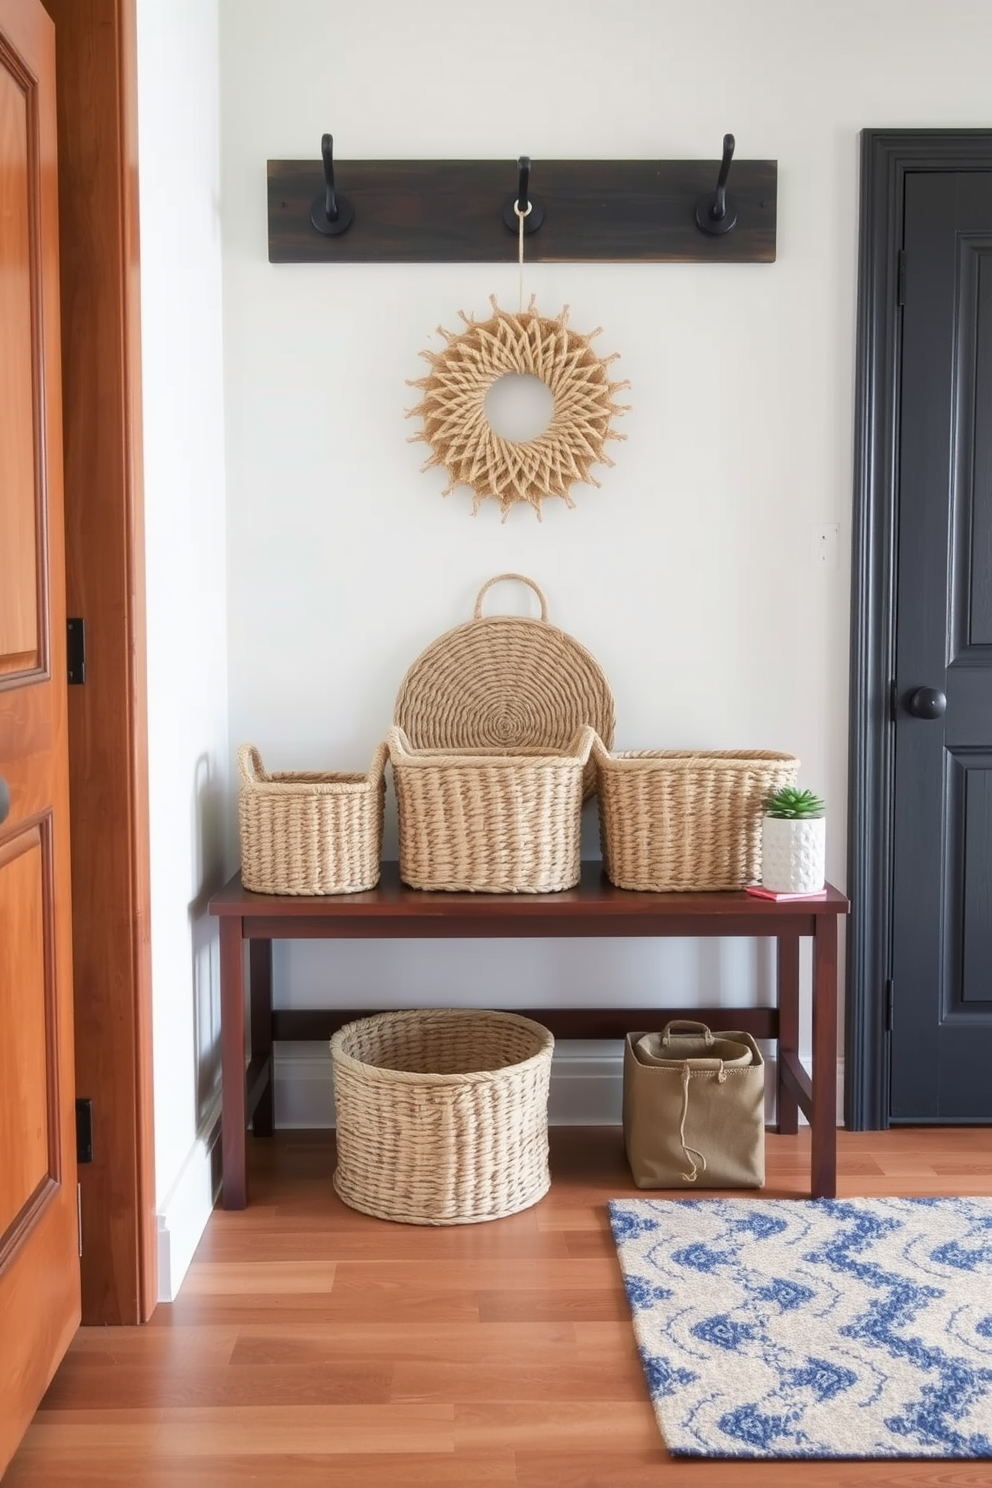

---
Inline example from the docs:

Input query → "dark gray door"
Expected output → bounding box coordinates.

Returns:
[890,170,992,1119]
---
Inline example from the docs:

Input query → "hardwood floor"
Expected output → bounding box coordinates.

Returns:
[7,1125,992,1487]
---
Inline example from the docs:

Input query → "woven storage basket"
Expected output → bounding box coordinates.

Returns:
[330,1008,554,1225]
[388,723,596,893]
[593,741,799,892]
[393,573,614,800]
[238,742,387,895]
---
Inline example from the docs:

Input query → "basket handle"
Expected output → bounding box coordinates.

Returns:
[238,744,266,785]
[473,573,549,623]
[661,1020,715,1046]
[573,724,599,766]
[367,740,389,783]
[386,725,413,762]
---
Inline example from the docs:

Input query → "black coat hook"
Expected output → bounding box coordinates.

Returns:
[311,133,354,236]
[695,133,738,236]
[502,155,545,235]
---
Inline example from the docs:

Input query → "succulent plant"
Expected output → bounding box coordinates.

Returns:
[764,785,826,819]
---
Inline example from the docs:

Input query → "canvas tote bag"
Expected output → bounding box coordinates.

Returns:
[623,1019,765,1188]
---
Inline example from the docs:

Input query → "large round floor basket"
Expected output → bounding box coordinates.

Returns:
[330,1008,555,1225]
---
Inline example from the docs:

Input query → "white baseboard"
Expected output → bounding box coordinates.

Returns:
[273,1042,846,1131]
[155,1096,222,1303]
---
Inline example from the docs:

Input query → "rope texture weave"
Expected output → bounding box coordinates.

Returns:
[388,723,596,894]
[330,1008,554,1225]
[238,743,387,895]
[594,741,800,892]
[393,573,614,802]
[407,296,630,518]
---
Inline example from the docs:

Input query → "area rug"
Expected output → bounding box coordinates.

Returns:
[608,1196,992,1459]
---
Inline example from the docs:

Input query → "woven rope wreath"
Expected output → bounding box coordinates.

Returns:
[406,295,630,518]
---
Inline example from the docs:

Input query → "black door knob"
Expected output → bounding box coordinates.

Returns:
[0,775,8,826]
[907,687,947,720]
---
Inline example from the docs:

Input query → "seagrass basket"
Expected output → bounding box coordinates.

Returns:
[238,743,387,895]
[387,723,596,893]
[593,740,799,892]
[330,1008,555,1225]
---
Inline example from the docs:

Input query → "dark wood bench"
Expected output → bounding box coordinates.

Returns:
[209,863,849,1208]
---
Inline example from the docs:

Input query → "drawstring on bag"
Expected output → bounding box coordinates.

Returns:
[678,1063,719,1183]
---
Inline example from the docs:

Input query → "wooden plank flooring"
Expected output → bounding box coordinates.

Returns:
[7,1126,992,1487]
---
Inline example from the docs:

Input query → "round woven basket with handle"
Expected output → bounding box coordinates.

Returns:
[330,1008,554,1225]
[393,573,614,800]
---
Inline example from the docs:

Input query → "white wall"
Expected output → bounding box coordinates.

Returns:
[216,0,992,1127]
[136,0,229,1300]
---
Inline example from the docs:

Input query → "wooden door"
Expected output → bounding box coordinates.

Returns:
[890,170,992,1119]
[0,0,80,1471]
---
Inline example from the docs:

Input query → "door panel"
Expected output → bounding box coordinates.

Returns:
[891,171,992,1119]
[0,829,53,1245]
[962,245,992,645]
[0,0,79,1473]
[0,52,40,676]
[959,760,992,1003]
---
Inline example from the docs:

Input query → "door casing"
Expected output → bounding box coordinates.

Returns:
[41,0,155,1322]
[847,128,992,1130]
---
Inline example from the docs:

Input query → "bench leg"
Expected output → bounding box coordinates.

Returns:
[811,914,839,1198]
[249,939,274,1136]
[776,935,800,1135]
[220,916,247,1209]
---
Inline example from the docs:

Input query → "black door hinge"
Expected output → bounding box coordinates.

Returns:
[885,978,894,1032]
[75,1097,93,1163]
[896,249,906,307]
[67,618,86,685]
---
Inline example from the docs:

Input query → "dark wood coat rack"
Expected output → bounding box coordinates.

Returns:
[267,136,777,265]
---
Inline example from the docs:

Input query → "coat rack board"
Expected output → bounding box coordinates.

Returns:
[267,150,777,265]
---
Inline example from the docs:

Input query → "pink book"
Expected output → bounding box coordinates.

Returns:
[745,885,829,902]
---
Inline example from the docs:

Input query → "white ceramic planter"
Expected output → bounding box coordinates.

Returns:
[760,815,826,894]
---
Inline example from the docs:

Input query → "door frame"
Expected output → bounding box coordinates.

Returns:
[846,128,992,1130]
[41,0,155,1321]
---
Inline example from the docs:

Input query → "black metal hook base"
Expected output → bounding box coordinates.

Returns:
[502,195,545,234]
[503,156,545,234]
[695,194,738,235]
[310,195,355,236]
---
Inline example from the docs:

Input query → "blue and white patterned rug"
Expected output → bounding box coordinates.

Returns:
[609,1196,992,1459]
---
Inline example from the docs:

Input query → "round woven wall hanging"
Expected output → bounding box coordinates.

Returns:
[393,572,615,798]
[406,295,630,519]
